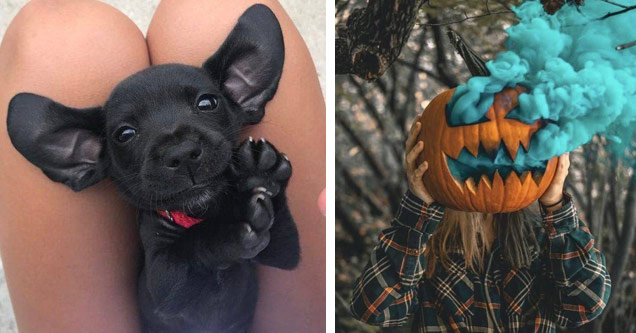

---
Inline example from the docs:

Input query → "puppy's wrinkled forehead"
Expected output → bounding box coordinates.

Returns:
[105,64,217,116]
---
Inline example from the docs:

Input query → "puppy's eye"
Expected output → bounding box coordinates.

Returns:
[197,94,218,111]
[115,126,137,143]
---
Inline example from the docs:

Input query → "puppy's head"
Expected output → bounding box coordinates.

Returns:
[6,5,284,212]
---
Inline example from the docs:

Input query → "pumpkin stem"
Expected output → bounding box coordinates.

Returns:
[447,29,491,77]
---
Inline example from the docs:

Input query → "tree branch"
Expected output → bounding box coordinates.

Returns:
[430,15,459,87]
[336,0,349,17]
[421,9,513,26]
[336,0,423,80]
[583,144,597,221]
[600,0,628,9]
[388,66,399,124]
[602,159,636,321]
[349,76,386,132]
[598,5,636,20]
[396,59,444,83]
[335,199,367,254]
[338,157,386,216]
[401,30,429,129]
[337,111,389,179]
[348,76,404,164]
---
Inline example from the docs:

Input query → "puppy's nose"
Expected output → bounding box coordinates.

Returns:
[164,141,202,170]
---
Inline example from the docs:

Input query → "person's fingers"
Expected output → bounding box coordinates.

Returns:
[414,161,429,178]
[408,118,421,134]
[561,152,570,169]
[317,188,326,216]
[554,153,570,183]
[405,122,421,152]
[406,141,424,174]
[558,153,570,177]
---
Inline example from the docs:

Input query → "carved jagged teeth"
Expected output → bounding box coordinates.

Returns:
[520,136,532,152]
[461,170,542,189]
[464,128,480,157]
[493,170,504,185]
[507,170,521,188]
[459,139,523,161]
[502,138,520,162]
[532,171,544,185]
[520,171,535,186]
[481,138,500,156]
[465,143,480,158]
[479,174,492,189]
[465,177,477,193]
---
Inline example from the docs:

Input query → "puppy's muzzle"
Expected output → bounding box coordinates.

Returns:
[163,140,203,173]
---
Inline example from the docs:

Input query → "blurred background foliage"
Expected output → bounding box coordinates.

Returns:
[335,0,636,332]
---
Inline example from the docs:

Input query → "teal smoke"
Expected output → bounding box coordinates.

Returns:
[447,0,636,169]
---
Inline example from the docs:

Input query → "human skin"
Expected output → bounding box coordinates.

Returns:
[0,1,147,331]
[0,0,325,331]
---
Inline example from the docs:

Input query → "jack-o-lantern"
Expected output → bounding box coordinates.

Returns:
[416,86,558,213]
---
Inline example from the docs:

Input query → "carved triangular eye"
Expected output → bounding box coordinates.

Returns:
[197,94,218,111]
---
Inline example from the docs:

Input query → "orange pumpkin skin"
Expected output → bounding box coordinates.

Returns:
[416,86,558,213]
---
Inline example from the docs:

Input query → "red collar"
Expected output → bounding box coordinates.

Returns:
[157,210,205,229]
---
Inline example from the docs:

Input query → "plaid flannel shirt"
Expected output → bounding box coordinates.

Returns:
[350,190,611,332]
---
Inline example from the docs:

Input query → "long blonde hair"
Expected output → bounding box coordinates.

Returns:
[424,206,539,278]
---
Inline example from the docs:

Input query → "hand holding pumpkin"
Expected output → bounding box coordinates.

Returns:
[539,153,570,210]
[405,120,435,204]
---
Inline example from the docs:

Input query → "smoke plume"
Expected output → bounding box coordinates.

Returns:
[447,0,636,167]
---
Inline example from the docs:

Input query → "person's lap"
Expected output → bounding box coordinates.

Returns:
[0,0,325,331]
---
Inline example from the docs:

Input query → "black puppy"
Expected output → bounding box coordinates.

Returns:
[6,5,299,332]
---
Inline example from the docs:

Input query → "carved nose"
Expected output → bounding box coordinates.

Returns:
[164,141,202,170]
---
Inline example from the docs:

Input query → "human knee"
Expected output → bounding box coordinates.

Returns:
[149,0,282,28]
[147,0,285,65]
[4,0,148,73]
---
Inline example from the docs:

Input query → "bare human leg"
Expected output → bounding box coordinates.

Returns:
[0,0,149,331]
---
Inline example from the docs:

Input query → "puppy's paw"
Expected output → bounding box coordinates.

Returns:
[236,192,274,259]
[233,137,292,197]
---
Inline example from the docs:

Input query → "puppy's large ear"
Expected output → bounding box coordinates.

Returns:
[7,93,107,191]
[203,4,284,124]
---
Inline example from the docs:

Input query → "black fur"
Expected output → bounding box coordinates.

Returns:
[5,5,299,332]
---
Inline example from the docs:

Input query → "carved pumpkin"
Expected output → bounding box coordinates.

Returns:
[416,86,558,213]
